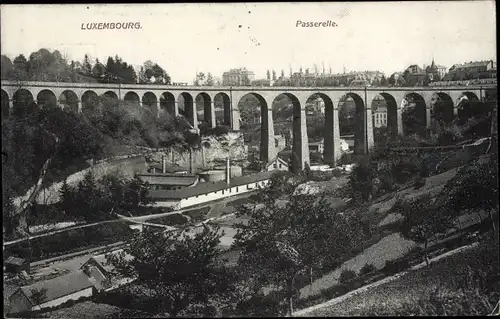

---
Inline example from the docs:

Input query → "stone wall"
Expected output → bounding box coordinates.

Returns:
[145,132,248,170]
[35,156,148,204]
[15,132,247,206]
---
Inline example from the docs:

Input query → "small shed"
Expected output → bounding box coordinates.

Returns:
[8,271,94,314]
[5,256,29,273]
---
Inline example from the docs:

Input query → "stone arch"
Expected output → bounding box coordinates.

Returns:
[81,90,100,115]
[340,93,366,155]
[1,89,9,120]
[195,92,212,126]
[178,92,196,127]
[271,92,306,171]
[59,90,79,112]
[123,91,141,107]
[237,93,272,162]
[36,89,57,108]
[372,93,399,138]
[159,92,176,117]
[214,92,231,126]
[142,92,159,117]
[457,91,482,122]
[103,91,118,99]
[305,93,338,166]
[431,92,454,124]
[12,89,35,117]
[403,93,427,137]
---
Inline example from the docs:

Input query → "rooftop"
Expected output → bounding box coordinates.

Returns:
[148,162,186,173]
[5,256,26,266]
[81,249,134,275]
[137,174,198,186]
[18,271,93,305]
[147,170,275,200]
[458,60,494,68]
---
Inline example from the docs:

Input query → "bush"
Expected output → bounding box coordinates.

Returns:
[183,206,211,223]
[382,258,411,275]
[331,168,343,177]
[214,125,230,136]
[359,263,377,276]
[152,213,189,226]
[339,268,357,283]
[413,176,426,189]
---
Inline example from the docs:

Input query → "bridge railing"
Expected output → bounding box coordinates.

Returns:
[1,80,497,91]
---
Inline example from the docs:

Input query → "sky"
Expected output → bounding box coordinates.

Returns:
[1,2,496,83]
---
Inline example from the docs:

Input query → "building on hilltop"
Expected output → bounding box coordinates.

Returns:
[425,59,447,80]
[222,68,255,86]
[446,60,497,80]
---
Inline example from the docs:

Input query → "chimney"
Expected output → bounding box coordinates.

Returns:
[226,157,231,185]
[162,155,167,174]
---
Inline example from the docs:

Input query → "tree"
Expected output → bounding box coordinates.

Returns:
[92,58,106,78]
[1,55,14,79]
[281,69,285,78]
[442,160,498,233]
[388,74,396,86]
[138,66,148,84]
[266,70,271,80]
[106,224,234,317]
[74,170,103,221]
[59,178,76,218]
[397,194,455,266]
[194,72,206,86]
[82,54,93,76]
[12,54,29,81]
[397,74,407,87]
[346,158,376,202]
[272,70,277,81]
[380,75,388,86]
[232,174,360,316]
[205,73,214,86]
[423,74,432,86]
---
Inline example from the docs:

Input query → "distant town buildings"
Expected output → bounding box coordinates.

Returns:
[222,68,255,86]
[425,60,447,80]
[372,105,388,128]
[444,60,496,81]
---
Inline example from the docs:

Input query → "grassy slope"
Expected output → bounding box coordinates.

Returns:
[299,154,488,299]
[303,236,499,316]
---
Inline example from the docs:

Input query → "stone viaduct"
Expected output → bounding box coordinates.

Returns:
[1,80,496,169]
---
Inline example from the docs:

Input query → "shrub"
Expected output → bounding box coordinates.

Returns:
[322,283,349,299]
[382,258,411,275]
[214,125,230,136]
[339,268,357,283]
[183,206,211,223]
[359,263,377,276]
[331,168,343,177]
[152,213,189,226]
[413,176,426,189]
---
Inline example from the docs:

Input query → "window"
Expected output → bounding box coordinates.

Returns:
[236,187,239,192]
[273,163,277,168]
